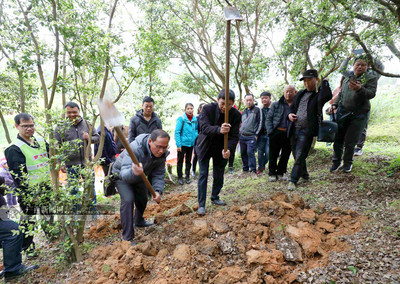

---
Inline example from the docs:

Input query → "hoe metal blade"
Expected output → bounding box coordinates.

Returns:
[97,98,125,128]
[223,6,243,21]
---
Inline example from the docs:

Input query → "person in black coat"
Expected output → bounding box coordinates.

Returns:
[287,69,332,190]
[196,89,241,215]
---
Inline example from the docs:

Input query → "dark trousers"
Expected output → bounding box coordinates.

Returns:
[198,155,228,208]
[192,145,198,173]
[269,130,292,176]
[356,124,368,149]
[18,198,35,251]
[290,128,314,184]
[177,146,193,178]
[333,108,369,165]
[257,133,269,170]
[228,141,239,168]
[239,135,257,172]
[66,165,96,206]
[18,186,54,251]
[0,220,23,272]
[116,179,148,241]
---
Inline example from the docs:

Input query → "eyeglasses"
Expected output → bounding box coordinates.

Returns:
[153,143,169,151]
[19,124,35,129]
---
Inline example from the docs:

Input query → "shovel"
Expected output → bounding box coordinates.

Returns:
[223,6,243,151]
[98,98,157,200]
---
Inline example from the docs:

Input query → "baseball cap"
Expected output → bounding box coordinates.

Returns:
[300,69,318,81]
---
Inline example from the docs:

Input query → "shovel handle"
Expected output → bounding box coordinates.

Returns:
[114,126,157,199]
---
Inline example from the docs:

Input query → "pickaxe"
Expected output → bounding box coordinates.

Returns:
[98,98,158,201]
[223,6,243,151]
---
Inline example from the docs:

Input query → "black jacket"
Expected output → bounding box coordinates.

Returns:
[267,96,288,135]
[128,110,162,143]
[288,80,332,137]
[196,102,241,161]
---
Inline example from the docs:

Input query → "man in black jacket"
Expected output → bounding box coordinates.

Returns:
[266,85,296,182]
[129,96,163,143]
[196,89,241,215]
[288,69,332,190]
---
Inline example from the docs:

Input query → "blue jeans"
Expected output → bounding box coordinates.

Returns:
[0,220,23,272]
[257,133,269,170]
[197,155,228,208]
[66,165,97,209]
[239,135,257,172]
[290,128,313,184]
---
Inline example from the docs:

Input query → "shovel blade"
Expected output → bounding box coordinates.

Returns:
[223,6,243,21]
[97,98,125,128]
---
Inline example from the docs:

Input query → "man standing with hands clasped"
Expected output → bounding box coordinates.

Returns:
[196,89,241,215]
[287,69,332,190]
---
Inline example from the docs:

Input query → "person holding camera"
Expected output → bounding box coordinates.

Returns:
[330,55,378,173]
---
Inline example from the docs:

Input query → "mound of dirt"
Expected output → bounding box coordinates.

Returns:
[72,192,365,283]
[86,192,193,240]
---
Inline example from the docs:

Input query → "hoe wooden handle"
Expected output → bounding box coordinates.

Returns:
[114,126,157,198]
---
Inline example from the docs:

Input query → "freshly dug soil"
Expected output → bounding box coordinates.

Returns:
[70,192,365,283]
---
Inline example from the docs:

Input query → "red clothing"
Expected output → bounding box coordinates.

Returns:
[187,114,193,121]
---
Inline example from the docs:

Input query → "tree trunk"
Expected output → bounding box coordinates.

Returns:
[0,110,11,144]
[17,70,25,113]
[62,48,67,119]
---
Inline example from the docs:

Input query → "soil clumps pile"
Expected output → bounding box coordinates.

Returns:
[72,191,364,283]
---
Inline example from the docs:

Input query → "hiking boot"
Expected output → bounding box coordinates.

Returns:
[211,199,226,206]
[4,265,39,281]
[197,207,206,216]
[178,177,184,185]
[330,161,343,172]
[185,177,191,184]
[130,240,137,246]
[354,148,363,156]
[287,182,296,191]
[342,163,353,173]
[278,174,288,181]
[228,167,234,174]
[269,175,278,182]
[191,170,196,178]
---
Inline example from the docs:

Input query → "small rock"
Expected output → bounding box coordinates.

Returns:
[172,244,191,262]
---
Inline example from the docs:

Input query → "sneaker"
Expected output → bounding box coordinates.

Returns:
[178,177,184,185]
[354,148,363,156]
[185,177,191,184]
[25,248,38,259]
[197,207,206,215]
[342,164,353,173]
[330,161,343,172]
[228,167,234,174]
[287,182,296,191]
[269,175,278,182]
[211,199,226,206]
[278,174,288,181]
[191,171,196,178]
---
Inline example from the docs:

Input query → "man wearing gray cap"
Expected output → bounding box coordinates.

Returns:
[287,69,332,190]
